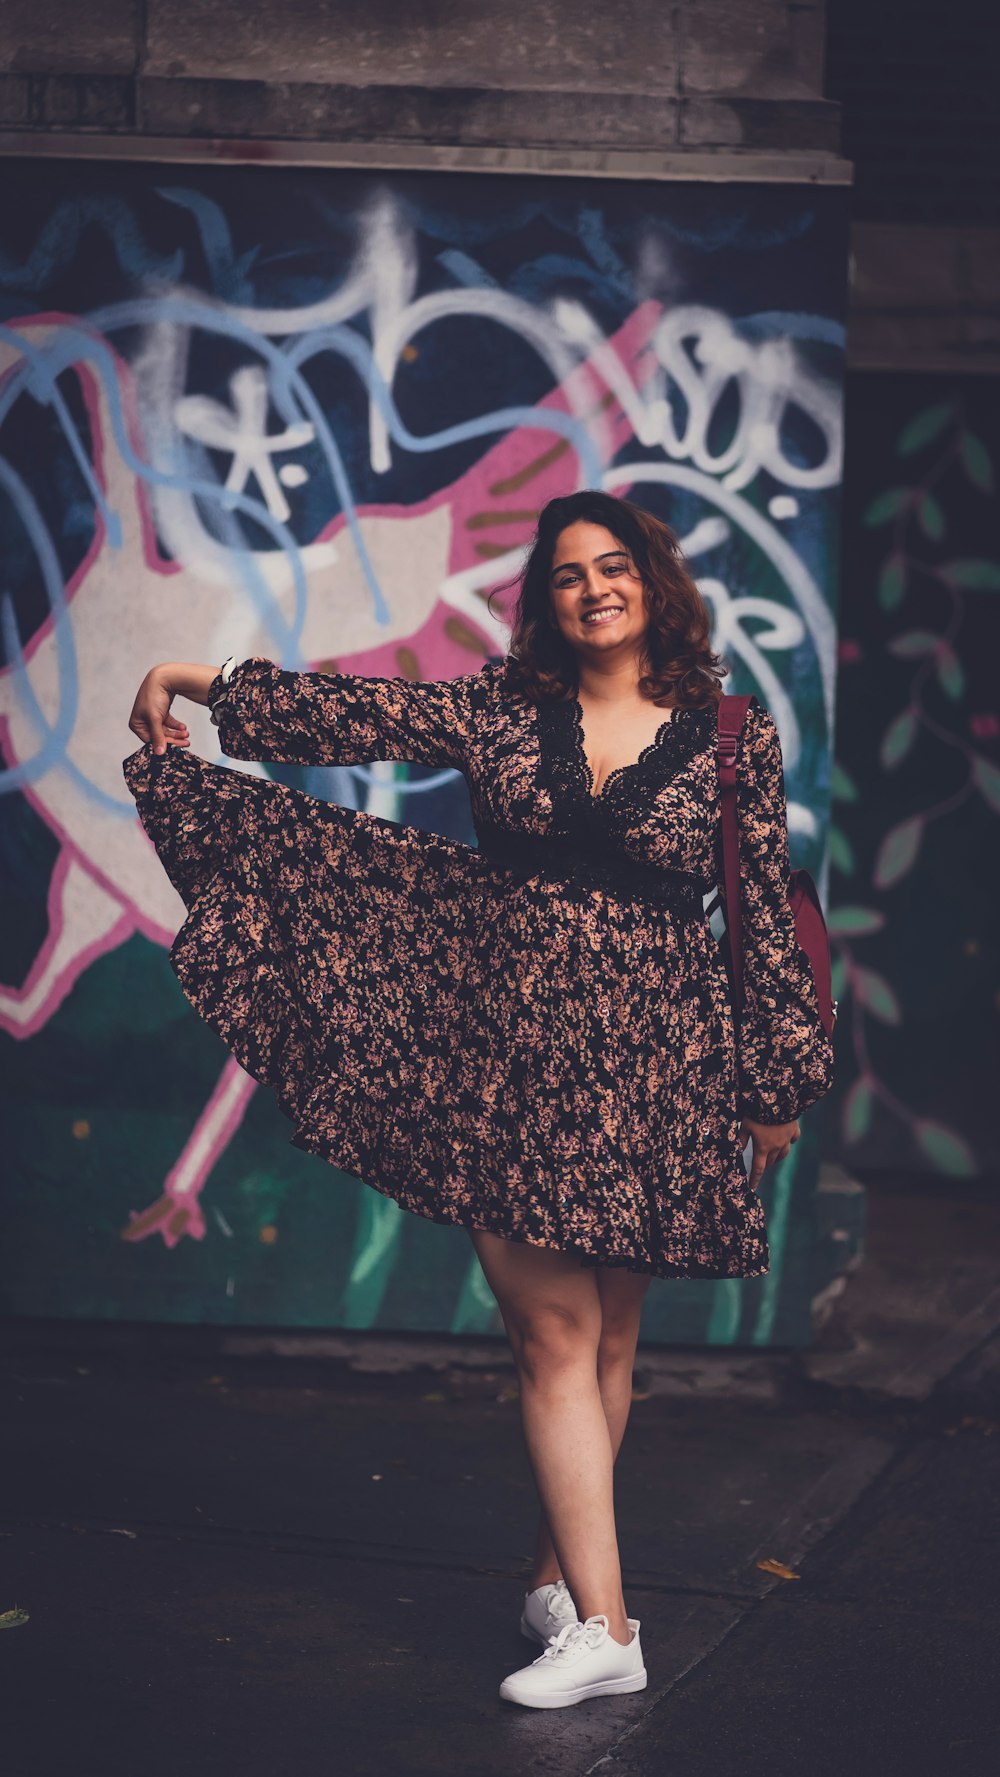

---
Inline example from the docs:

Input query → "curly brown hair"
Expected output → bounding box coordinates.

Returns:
[492,490,728,712]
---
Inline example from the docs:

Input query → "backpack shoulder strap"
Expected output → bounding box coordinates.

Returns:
[716,694,754,1024]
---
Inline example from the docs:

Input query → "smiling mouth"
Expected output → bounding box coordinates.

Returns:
[581,606,624,627]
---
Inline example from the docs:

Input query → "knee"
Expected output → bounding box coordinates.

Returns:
[596,1318,640,1371]
[509,1304,600,1384]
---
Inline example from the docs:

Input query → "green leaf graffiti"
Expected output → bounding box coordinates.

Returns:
[915,1121,978,1176]
[831,762,859,802]
[918,494,945,540]
[888,630,940,658]
[935,645,964,699]
[853,966,901,1025]
[843,1079,873,1141]
[827,906,885,937]
[878,555,906,610]
[880,708,917,768]
[828,826,855,874]
[864,488,909,527]
[959,430,994,491]
[874,816,923,888]
[840,395,993,1180]
[972,757,1000,813]
[897,402,954,455]
[944,559,1000,590]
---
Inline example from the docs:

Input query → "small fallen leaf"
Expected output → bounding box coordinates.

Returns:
[108,1527,138,1539]
[421,1391,447,1403]
[370,1474,383,1482]
[397,1597,414,1604]
[0,1606,29,1628]
[756,1557,801,1580]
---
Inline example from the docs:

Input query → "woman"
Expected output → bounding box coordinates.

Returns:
[126,489,834,1711]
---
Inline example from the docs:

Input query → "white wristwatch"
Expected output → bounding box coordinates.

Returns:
[209,655,238,726]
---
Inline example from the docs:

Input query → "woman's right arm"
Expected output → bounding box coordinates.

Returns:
[130,655,484,770]
[128,661,217,756]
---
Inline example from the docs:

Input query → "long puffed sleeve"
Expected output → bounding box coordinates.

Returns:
[721,697,835,1125]
[206,655,476,771]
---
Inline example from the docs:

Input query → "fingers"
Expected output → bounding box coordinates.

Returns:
[748,1139,792,1193]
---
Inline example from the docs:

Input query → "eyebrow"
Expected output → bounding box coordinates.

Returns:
[550,549,629,578]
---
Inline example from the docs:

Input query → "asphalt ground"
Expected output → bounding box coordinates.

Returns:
[2,1171,998,1777]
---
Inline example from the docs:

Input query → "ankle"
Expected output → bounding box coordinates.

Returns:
[529,1570,564,1590]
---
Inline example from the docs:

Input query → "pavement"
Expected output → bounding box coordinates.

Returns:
[2,1169,999,1777]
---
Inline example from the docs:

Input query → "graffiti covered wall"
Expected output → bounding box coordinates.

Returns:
[0,160,848,1343]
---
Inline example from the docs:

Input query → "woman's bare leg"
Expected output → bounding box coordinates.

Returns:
[468,1229,646,1646]
[528,1262,653,1589]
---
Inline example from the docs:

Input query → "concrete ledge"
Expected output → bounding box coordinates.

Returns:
[0,126,854,182]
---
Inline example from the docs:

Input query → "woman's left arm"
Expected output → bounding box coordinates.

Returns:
[725,698,836,1129]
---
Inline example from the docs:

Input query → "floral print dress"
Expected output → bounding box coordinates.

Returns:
[122,655,834,1280]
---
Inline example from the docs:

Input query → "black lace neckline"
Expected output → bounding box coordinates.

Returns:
[564,698,702,803]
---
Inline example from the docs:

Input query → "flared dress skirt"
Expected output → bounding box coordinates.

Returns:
[122,737,771,1281]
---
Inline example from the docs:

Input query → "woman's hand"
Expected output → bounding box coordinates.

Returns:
[738,1116,801,1191]
[128,665,190,757]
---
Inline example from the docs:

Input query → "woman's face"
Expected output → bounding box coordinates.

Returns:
[548,521,649,659]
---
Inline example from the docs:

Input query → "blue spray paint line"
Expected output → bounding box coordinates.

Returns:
[0,321,308,654]
[87,295,389,629]
[156,188,259,303]
[284,325,604,483]
[436,250,500,289]
[0,454,84,794]
[735,311,846,349]
[0,195,183,291]
[2,323,120,549]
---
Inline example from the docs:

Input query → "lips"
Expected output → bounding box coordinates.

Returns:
[582,606,624,626]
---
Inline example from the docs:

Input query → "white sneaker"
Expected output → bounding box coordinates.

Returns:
[500,1612,647,1709]
[520,1578,579,1646]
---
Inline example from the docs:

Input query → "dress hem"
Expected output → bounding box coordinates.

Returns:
[289,1123,770,1281]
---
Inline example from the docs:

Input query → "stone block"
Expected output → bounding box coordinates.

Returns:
[680,0,825,98]
[144,0,681,94]
[850,223,997,311]
[0,0,138,75]
[141,75,680,149]
[17,73,134,129]
[681,95,841,152]
[0,72,30,124]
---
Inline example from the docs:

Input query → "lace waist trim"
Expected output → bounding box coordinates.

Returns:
[474,823,707,918]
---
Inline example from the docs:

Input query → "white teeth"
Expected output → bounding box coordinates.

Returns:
[583,608,623,626]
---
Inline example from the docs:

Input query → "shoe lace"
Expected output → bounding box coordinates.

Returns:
[542,1612,610,1662]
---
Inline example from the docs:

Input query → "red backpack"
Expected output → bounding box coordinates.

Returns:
[709,694,838,1041]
